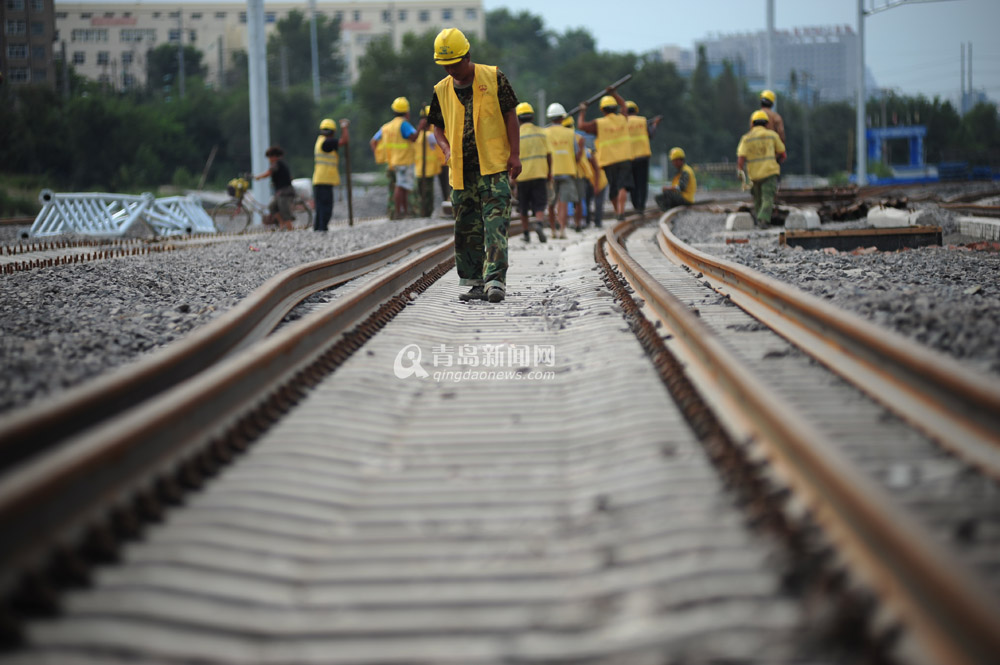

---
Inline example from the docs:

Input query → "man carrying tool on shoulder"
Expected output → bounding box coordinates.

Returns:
[577,86,633,221]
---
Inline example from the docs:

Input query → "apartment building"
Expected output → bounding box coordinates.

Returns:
[54,0,484,91]
[2,0,57,87]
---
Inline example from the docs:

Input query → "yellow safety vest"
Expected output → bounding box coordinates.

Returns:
[546,124,577,177]
[415,130,445,178]
[737,126,785,182]
[434,64,510,190]
[374,139,387,165]
[671,163,697,203]
[627,115,652,159]
[594,113,632,167]
[518,122,549,182]
[580,148,607,191]
[312,135,340,186]
[382,116,415,169]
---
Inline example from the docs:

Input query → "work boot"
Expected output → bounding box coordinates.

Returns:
[487,286,505,303]
[459,285,487,301]
[522,231,531,242]
[536,225,547,243]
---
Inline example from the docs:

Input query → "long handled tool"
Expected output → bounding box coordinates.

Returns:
[565,74,633,116]
[344,128,354,227]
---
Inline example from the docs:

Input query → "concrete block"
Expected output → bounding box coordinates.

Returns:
[784,208,821,230]
[957,216,1000,241]
[725,212,755,231]
[867,206,911,228]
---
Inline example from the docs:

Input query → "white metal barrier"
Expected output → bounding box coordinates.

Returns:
[30,190,216,237]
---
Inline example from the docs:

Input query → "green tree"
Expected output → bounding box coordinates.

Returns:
[266,9,345,90]
[145,43,206,94]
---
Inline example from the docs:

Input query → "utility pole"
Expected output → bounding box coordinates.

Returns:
[855,0,960,186]
[766,0,775,91]
[247,0,271,225]
[309,0,320,103]
[177,9,185,99]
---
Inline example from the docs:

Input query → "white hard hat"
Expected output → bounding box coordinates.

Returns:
[546,102,567,119]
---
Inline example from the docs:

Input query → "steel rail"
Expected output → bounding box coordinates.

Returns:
[601,218,1000,665]
[0,234,457,601]
[0,223,453,466]
[655,211,1000,479]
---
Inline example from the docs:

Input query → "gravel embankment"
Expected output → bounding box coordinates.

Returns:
[670,206,1000,379]
[0,208,443,416]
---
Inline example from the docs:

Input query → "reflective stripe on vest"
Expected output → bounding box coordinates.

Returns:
[383,116,415,169]
[312,135,340,186]
[627,115,652,159]
[434,64,510,190]
[594,113,632,167]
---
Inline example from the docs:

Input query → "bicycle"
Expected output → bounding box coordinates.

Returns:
[212,174,313,233]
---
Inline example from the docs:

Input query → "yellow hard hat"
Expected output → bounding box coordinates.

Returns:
[391,97,410,113]
[434,28,470,65]
[751,110,769,125]
[599,95,618,110]
[562,116,574,128]
[669,147,685,161]
[760,89,776,104]
[515,102,534,117]
[319,118,337,131]
[626,101,638,113]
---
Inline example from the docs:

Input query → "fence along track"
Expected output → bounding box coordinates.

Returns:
[655,209,1000,481]
[599,217,1000,665]
[0,223,452,468]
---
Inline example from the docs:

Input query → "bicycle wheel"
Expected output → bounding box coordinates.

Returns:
[212,200,252,233]
[291,196,313,230]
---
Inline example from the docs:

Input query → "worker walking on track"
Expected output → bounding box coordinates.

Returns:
[370,97,420,219]
[655,147,696,212]
[737,110,786,229]
[544,103,584,237]
[754,90,786,144]
[514,102,549,243]
[427,27,521,304]
[312,117,349,232]
[414,105,446,218]
[625,101,661,213]
[577,86,633,221]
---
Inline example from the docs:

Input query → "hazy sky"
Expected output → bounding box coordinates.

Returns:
[484,0,1000,104]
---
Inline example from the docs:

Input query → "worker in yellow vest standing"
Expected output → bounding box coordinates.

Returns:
[427,27,521,304]
[414,105,446,218]
[737,110,786,229]
[625,101,661,213]
[578,86,633,221]
[370,97,420,219]
[655,147,697,212]
[753,90,786,144]
[514,102,549,243]
[544,102,584,238]
[312,117,349,232]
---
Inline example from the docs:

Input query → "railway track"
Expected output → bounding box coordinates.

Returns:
[0,202,998,663]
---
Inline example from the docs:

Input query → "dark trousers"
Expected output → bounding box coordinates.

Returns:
[313,184,333,231]
[654,189,690,212]
[438,167,451,201]
[630,157,650,211]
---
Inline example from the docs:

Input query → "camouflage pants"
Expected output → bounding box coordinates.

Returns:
[453,171,511,291]
[752,175,779,226]
[386,167,396,216]
[413,176,435,218]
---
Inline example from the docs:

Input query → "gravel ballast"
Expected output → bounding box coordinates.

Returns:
[670,206,1000,379]
[0,214,442,416]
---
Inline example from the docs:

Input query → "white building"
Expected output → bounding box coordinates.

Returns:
[54,0,484,91]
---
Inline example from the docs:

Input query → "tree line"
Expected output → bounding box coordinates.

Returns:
[2,7,997,215]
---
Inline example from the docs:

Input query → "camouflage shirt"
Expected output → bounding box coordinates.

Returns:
[428,69,518,177]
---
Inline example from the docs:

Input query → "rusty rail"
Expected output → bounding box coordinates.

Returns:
[601,214,1000,665]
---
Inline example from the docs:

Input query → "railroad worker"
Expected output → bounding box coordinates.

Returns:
[414,105,447,218]
[753,90,786,144]
[737,110,786,229]
[514,102,549,243]
[370,97,420,219]
[577,137,606,229]
[625,101,662,213]
[655,147,697,212]
[544,103,583,237]
[254,145,295,230]
[312,117,350,232]
[427,27,521,304]
[578,86,633,221]
[371,133,391,215]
